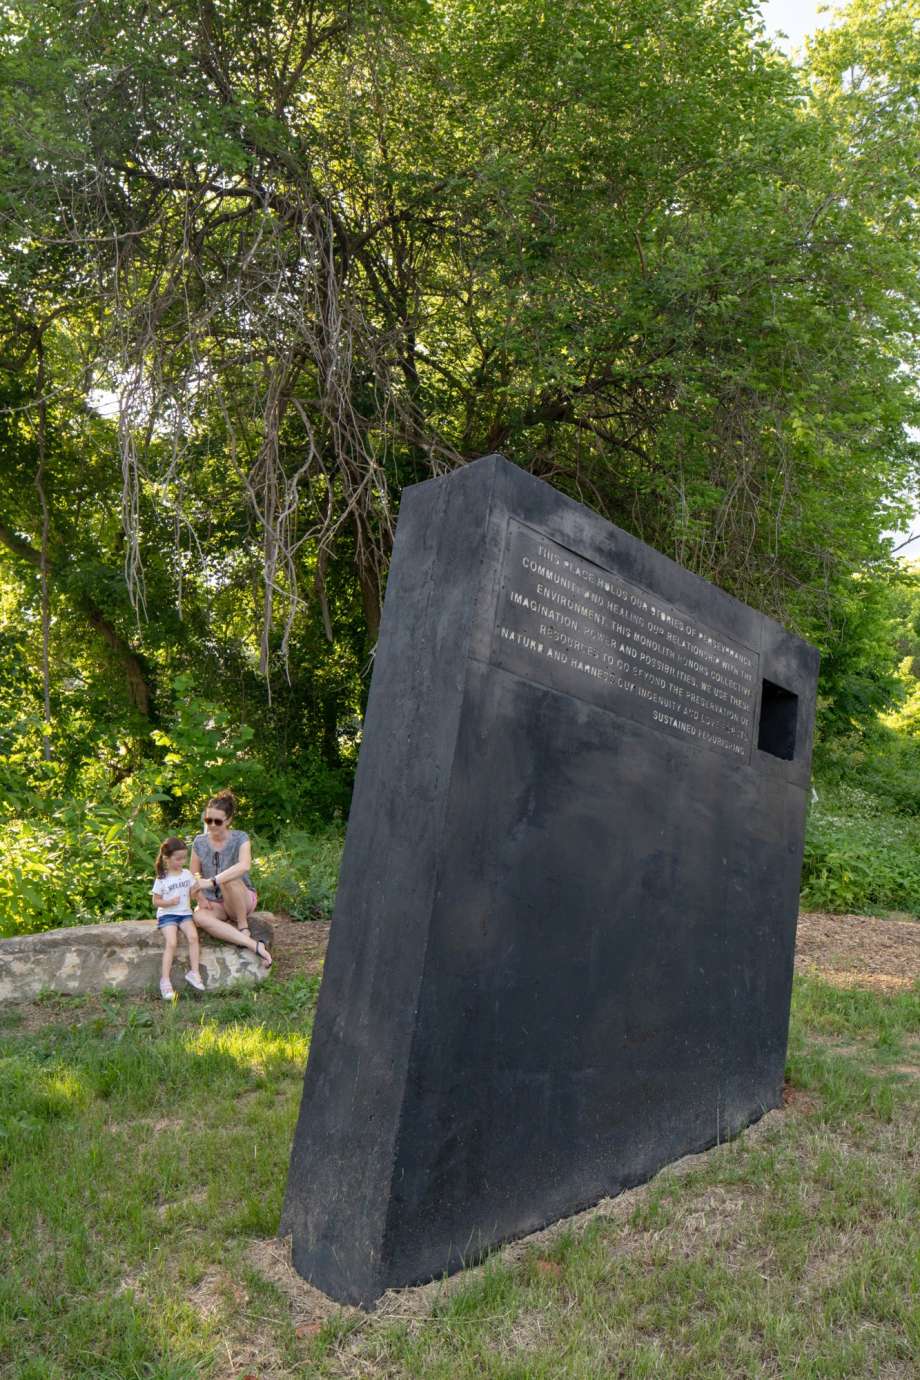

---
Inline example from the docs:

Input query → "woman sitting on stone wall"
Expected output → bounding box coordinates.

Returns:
[190,789,272,968]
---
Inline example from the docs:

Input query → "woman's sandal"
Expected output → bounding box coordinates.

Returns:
[254,939,273,968]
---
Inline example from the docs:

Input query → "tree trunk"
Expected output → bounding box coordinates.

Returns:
[33,340,52,759]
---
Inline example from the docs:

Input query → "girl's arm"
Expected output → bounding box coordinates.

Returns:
[152,890,179,908]
[189,850,213,893]
[214,839,252,886]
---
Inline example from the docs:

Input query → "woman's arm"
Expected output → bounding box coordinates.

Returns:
[214,839,252,886]
[189,849,215,893]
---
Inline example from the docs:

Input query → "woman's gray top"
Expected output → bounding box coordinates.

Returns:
[193,829,253,890]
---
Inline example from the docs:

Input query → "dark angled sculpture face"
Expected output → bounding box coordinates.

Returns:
[282,454,819,1308]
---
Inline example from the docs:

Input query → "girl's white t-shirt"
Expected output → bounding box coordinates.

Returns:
[152,868,196,916]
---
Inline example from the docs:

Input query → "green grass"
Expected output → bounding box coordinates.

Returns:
[1,974,918,1379]
[0,979,318,1380]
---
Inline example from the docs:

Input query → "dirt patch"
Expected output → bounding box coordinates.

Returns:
[4,912,915,1029]
[246,1107,789,1332]
[795,911,920,993]
[267,911,920,999]
[782,1084,819,1114]
[107,1115,183,1135]
[0,993,120,1034]
[210,1326,287,1380]
[674,1186,757,1250]
[270,912,920,996]
[117,1266,147,1298]
[189,1267,238,1320]
[266,914,329,983]
[248,1237,359,1326]
[186,1260,294,1380]
[807,1036,862,1056]
[151,1116,183,1133]
[156,1186,208,1218]
[497,1307,550,1357]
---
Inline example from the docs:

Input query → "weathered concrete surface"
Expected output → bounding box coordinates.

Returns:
[0,913,274,1003]
[283,454,819,1307]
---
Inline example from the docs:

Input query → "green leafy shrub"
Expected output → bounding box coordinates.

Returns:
[0,790,164,937]
[255,828,343,920]
[801,789,920,915]
[146,673,270,825]
[0,803,346,936]
[0,666,354,935]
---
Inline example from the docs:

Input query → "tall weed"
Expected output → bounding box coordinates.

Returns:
[255,829,343,920]
[0,797,163,936]
[802,780,920,915]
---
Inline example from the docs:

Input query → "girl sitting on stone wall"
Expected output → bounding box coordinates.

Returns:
[151,837,205,999]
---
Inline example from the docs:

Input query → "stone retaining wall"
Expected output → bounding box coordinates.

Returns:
[0,913,274,1003]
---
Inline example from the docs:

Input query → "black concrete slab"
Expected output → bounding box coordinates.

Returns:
[281,454,819,1307]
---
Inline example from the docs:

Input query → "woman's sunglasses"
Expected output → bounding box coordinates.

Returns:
[203,816,226,826]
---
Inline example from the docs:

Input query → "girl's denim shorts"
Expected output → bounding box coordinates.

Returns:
[157,913,192,929]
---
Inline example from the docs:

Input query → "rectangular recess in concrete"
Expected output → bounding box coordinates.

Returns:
[758,678,799,760]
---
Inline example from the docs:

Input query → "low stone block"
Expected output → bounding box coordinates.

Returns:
[0,913,275,1003]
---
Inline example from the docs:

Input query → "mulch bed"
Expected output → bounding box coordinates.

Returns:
[3,912,917,1032]
[274,910,920,994]
[268,913,330,983]
[794,910,920,993]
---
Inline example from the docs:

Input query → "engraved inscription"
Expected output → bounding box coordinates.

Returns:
[490,521,759,759]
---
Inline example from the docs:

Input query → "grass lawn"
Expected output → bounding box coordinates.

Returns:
[1,973,918,1380]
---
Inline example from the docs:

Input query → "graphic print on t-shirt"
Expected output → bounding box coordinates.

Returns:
[151,868,196,915]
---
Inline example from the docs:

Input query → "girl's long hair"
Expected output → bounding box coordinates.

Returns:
[155,837,187,878]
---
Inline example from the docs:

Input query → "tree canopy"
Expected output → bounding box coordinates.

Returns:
[0,0,918,842]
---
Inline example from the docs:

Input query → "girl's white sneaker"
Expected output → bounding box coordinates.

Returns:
[185,971,205,991]
[159,978,175,999]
